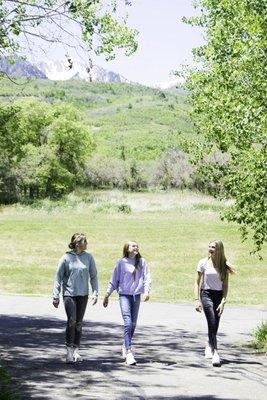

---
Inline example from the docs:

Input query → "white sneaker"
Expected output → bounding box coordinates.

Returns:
[66,346,74,363]
[212,351,221,366]
[121,345,126,360]
[73,348,83,362]
[126,351,136,366]
[205,343,213,359]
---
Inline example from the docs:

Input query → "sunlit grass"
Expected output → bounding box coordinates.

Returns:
[0,190,266,305]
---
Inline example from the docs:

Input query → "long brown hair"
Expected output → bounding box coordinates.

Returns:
[123,241,142,278]
[209,240,235,282]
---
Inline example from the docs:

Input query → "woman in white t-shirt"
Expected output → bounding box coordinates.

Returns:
[194,240,235,366]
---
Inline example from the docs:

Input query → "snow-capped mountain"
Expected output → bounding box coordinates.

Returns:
[0,56,46,79]
[36,59,128,83]
[0,56,129,83]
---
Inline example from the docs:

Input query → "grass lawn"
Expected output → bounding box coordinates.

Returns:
[0,189,266,305]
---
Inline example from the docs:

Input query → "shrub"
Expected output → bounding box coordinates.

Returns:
[94,202,114,213]
[123,161,147,191]
[192,149,230,196]
[0,365,18,400]
[117,203,131,214]
[253,322,267,352]
[85,156,126,188]
[85,156,147,191]
[148,150,195,189]
[193,203,225,212]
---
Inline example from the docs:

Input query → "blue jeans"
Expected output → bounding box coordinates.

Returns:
[201,289,223,352]
[119,294,141,349]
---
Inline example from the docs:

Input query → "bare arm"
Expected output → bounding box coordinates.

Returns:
[195,271,203,312]
[217,272,229,316]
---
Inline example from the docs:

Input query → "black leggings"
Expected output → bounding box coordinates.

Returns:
[201,289,223,352]
[63,295,88,347]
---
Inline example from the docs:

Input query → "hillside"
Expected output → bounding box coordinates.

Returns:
[0,77,193,163]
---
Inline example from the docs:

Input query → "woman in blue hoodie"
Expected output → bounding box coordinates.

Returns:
[53,233,98,363]
[103,241,151,366]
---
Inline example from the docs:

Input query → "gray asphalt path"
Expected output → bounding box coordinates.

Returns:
[0,295,266,400]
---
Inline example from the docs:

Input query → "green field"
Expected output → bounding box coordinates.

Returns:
[0,79,266,306]
[0,189,266,305]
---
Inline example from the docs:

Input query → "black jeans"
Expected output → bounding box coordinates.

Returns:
[201,289,223,352]
[63,295,88,347]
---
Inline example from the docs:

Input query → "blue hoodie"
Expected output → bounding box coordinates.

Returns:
[53,251,98,299]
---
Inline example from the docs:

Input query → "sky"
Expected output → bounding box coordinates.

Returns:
[26,0,204,87]
[95,0,204,86]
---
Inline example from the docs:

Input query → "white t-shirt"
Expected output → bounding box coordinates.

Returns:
[197,257,223,291]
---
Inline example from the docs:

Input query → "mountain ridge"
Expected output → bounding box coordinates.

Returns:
[0,56,46,79]
[36,59,129,83]
[0,56,129,83]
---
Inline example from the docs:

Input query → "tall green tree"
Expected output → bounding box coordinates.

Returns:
[183,0,267,254]
[0,99,95,201]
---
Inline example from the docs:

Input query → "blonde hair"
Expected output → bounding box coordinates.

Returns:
[122,241,142,278]
[209,240,235,282]
[68,233,87,250]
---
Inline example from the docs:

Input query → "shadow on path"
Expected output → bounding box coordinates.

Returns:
[0,315,266,400]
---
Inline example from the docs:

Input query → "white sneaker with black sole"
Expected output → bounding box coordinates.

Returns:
[73,348,83,362]
[121,345,126,360]
[66,346,74,363]
[212,351,221,366]
[126,351,136,366]
[205,343,213,359]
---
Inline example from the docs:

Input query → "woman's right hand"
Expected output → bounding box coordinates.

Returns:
[103,295,109,308]
[53,299,59,308]
[195,300,202,312]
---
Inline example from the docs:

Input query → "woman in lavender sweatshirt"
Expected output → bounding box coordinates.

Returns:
[103,241,151,366]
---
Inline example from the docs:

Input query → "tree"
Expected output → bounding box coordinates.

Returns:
[16,143,76,198]
[0,0,137,62]
[0,99,95,201]
[46,103,95,177]
[183,0,267,254]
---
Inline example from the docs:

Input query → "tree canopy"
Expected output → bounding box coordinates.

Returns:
[0,0,137,61]
[0,99,95,201]
[184,0,267,254]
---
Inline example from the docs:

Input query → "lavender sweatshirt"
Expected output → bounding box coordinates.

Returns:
[106,257,151,296]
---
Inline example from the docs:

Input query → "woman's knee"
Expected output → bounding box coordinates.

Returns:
[67,318,76,328]
[124,318,132,331]
[76,321,83,332]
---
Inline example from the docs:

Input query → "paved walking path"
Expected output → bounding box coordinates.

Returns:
[0,295,266,400]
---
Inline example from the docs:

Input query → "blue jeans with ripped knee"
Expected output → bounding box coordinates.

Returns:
[63,295,88,347]
[119,294,141,350]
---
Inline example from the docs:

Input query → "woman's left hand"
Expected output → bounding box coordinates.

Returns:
[90,295,98,305]
[143,294,150,302]
[216,302,225,316]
